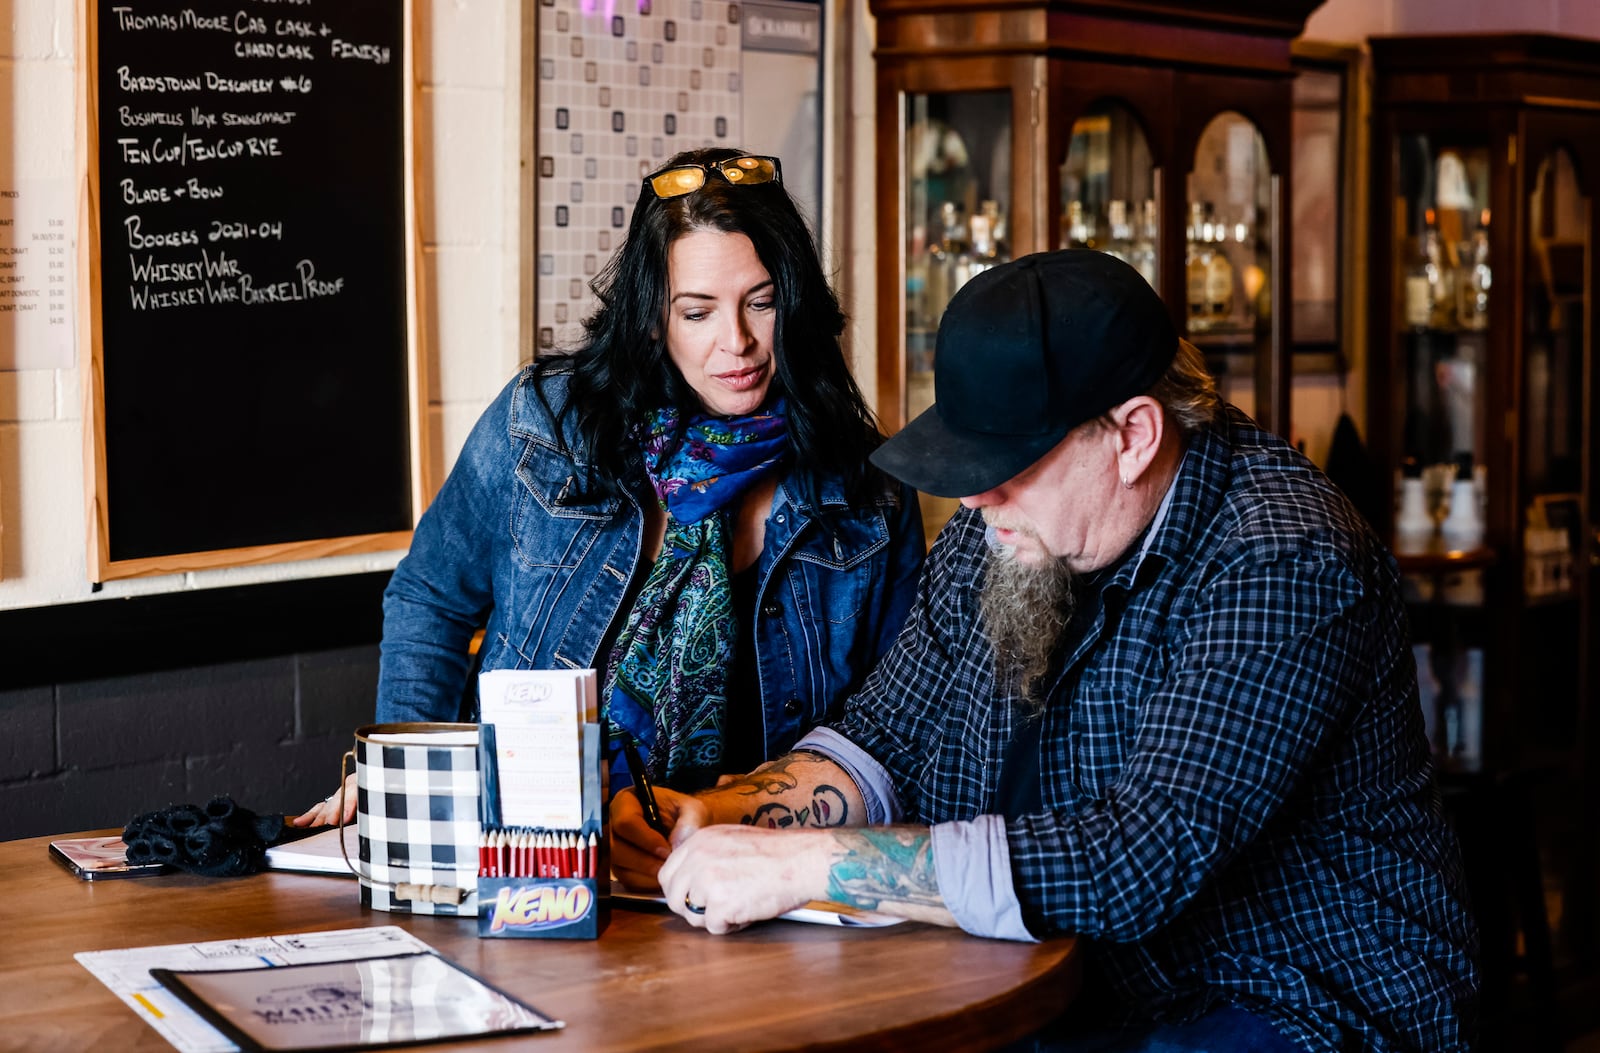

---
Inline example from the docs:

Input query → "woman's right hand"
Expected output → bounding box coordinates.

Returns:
[291,773,358,828]
[610,784,708,891]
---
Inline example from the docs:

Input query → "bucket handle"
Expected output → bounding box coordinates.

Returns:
[336,748,360,879]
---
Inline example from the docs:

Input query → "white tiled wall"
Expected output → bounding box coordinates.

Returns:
[536,0,744,351]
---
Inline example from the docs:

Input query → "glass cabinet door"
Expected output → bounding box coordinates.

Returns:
[1059,102,1159,292]
[904,91,1013,539]
[1519,146,1590,763]
[1389,132,1494,555]
[1522,147,1587,604]
[1186,113,1275,419]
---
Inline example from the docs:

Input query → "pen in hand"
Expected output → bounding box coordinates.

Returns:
[621,737,671,838]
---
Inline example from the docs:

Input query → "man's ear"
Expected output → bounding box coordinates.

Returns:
[1112,396,1165,485]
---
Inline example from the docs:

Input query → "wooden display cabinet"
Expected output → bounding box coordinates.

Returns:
[868,0,1321,541]
[1366,32,1600,1025]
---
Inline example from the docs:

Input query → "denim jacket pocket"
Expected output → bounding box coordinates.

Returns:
[775,506,893,631]
[785,506,890,569]
[512,436,622,569]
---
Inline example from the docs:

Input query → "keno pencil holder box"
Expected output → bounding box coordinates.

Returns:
[475,670,609,940]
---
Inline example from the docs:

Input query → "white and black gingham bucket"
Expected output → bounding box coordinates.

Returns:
[339,723,480,916]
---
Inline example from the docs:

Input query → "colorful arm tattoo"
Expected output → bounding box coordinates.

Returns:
[824,827,942,912]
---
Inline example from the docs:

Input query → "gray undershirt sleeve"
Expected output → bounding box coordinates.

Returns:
[793,726,900,825]
[931,816,1037,942]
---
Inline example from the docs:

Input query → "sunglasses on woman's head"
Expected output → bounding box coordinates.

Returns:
[644,155,782,199]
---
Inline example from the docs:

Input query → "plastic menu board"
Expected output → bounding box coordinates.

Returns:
[150,953,561,1051]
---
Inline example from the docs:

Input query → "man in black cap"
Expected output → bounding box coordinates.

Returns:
[612,250,1478,1052]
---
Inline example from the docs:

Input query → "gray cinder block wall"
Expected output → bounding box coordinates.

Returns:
[0,644,379,843]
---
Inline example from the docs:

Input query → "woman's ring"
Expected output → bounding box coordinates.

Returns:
[683,896,706,915]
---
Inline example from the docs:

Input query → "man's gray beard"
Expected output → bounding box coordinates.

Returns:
[978,545,1077,716]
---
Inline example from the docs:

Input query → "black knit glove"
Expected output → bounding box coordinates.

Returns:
[123,796,286,877]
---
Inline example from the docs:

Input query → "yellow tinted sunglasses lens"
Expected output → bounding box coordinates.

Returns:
[718,157,776,184]
[649,166,708,198]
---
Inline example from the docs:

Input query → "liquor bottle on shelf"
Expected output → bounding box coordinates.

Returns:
[1438,452,1484,552]
[1131,199,1158,289]
[1186,202,1211,329]
[1204,205,1235,327]
[1403,209,1438,330]
[1104,200,1133,264]
[926,201,968,321]
[966,208,1002,281]
[1414,642,1442,755]
[1421,208,1458,331]
[1395,457,1437,555]
[981,199,1007,263]
[1454,648,1484,767]
[1063,200,1096,250]
[1457,208,1491,331]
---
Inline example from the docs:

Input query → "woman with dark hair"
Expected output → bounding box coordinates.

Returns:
[295,148,923,826]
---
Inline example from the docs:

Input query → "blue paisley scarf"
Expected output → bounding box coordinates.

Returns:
[604,402,788,791]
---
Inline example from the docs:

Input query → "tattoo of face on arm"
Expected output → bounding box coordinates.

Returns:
[728,752,849,828]
[824,828,941,912]
[742,785,847,829]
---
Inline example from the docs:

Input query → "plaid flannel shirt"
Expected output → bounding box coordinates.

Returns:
[830,409,1479,1052]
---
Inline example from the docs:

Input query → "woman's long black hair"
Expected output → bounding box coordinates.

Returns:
[537,146,887,509]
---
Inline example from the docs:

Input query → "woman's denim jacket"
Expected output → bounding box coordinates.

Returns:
[378,364,926,764]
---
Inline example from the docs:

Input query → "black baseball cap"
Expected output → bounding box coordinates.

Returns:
[871,249,1177,498]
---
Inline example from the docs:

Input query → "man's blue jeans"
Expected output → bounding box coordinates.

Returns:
[1022,1004,1304,1053]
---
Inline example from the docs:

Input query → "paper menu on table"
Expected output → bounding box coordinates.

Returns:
[478,669,595,829]
[75,926,434,1053]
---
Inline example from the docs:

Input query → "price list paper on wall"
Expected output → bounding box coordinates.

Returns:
[0,180,75,371]
[82,0,417,579]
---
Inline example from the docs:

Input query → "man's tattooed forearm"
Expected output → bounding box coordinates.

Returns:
[740,785,848,828]
[824,828,941,911]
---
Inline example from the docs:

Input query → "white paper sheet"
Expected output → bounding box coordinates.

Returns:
[478,669,594,829]
[264,825,359,877]
[76,926,436,1053]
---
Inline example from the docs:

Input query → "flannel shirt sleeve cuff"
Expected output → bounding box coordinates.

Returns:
[793,726,900,826]
[931,815,1038,942]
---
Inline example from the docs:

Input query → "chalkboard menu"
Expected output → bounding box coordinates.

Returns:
[82,0,418,580]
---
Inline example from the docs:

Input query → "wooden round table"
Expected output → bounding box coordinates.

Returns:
[0,832,1079,1051]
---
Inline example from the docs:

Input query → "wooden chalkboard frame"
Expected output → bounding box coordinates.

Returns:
[76,0,429,582]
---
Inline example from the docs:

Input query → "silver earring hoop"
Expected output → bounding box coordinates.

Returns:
[1121,478,1134,490]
